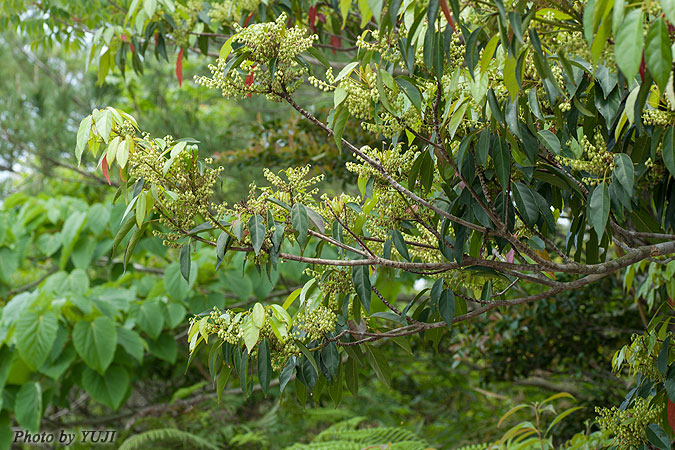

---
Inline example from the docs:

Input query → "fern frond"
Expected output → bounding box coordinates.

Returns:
[340,427,425,445]
[454,443,492,450]
[117,428,219,450]
[284,441,363,450]
[313,417,367,442]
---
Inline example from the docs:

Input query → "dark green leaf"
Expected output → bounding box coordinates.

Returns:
[646,424,671,450]
[392,230,410,261]
[257,339,271,396]
[439,289,455,328]
[615,9,643,81]
[645,18,672,91]
[291,203,309,248]
[180,244,191,283]
[352,265,371,313]
[248,214,266,255]
[493,138,511,190]
[587,182,610,239]
[664,126,675,177]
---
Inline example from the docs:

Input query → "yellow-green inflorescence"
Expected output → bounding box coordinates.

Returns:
[595,397,663,448]
[557,132,615,186]
[195,13,317,101]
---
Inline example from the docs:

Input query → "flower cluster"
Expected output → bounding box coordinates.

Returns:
[557,132,615,185]
[209,0,261,28]
[595,397,662,447]
[294,305,338,341]
[195,13,317,100]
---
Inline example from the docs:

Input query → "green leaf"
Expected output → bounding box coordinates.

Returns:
[219,35,235,61]
[645,18,672,91]
[439,289,455,328]
[294,340,319,374]
[537,130,561,155]
[512,182,540,227]
[493,138,511,190]
[335,62,359,82]
[615,9,643,81]
[613,153,634,193]
[180,244,191,283]
[16,310,59,370]
[352,265,371,313]
[257,339,271,396]
[137,299,165,339]
[665,0,675,27]
[217,366,232,404]
[646,424,671,450]
[252,303,265,328]
[333,106,349,149]
[248,214,266,255]
[291,203,309,248]
[15,382,42,432]
[664,126,675,177]
[392,230,410,261]
[94,109,113,143]
[396,77,423,112]
[364,345,391,388]
[81,366,129,411]
[306,47,330,69]
[242,315,261,353]
[76,115,92,165]
[116,327,145,362]
[587,182,610,239]
[73,316,117,373]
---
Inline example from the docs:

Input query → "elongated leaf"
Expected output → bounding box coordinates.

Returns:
[664,126,675,177]
[392,230,410,261]
[180,244,191,283]
[248,214,266,255]
[646,424,671,450]
[439,289,455,327]
[364,345,391,388]
[291,203,309,247]
[613,153,634,193]
[587,182,610,238]
[615,9,643,81]
[537,130,561,155]
[645,18,672,91]
[493,138,510,190]
[352,265,371,313]
[257,339,271,396]
[76,116,92,165]
[512,182,540,227]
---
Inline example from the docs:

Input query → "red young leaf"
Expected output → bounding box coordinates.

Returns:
[176,47,184,87]
[243,12,255,27]
[102,155,111,185]
[668,400,675,433]
[121,34,135,52]
[439,0,456,31]
[246,71,254,98]
[639,52,646,82]
[308,6,317,32]
[330,35,341,55]
[506,249,515,264]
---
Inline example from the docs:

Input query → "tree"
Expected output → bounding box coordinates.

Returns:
[4,0,675,446]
